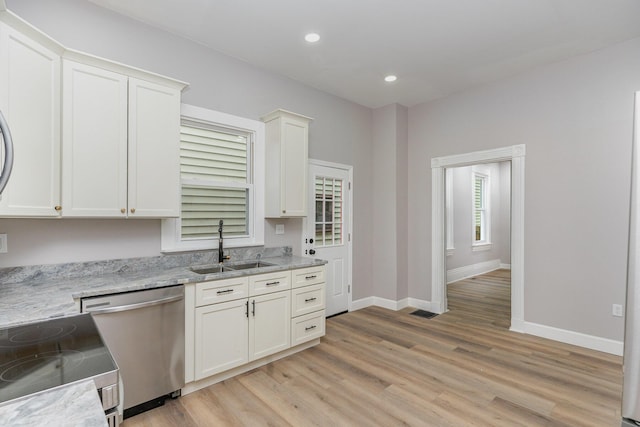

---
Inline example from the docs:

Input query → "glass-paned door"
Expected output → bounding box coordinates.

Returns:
[314,177,343,246]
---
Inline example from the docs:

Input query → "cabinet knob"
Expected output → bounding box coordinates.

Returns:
[282,210,286,214]
[130,208,136,214]
[120,208,126,214]
[54,206,62,212]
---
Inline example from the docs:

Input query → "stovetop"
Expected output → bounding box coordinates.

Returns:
[0,313,118,405]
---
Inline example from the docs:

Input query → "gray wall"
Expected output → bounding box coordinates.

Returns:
[446,162,510,271]
[371,104,408,301]
[0,0,374,303]
[408,36,640,341]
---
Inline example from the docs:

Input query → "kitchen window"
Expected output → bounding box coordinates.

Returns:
[472,170,491,250]
[161,105,264,251]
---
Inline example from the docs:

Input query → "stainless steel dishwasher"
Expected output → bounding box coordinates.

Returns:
[81,285,185,419]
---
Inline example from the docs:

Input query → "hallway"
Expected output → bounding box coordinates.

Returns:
[446,269,511,329]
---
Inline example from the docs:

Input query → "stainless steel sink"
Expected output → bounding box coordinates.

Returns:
[190,261,274,274]
[226,261,274,270]
[190,265,233,275]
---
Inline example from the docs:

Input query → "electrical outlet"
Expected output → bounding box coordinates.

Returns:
[275,224,285,235]
[613,304,623,317]
[0,234,7,253]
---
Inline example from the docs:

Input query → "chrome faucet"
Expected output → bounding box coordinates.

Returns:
[218,219,230,263]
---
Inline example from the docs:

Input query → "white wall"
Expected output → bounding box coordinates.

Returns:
[1,0,374,300]
[446,162,510,272]
[408,36,640,341]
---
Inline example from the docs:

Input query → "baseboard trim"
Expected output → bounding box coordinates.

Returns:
[351,297,435,312]
[447,259,501,284]
[499,263,511,270]
[353,297,622,355]
[517,321,623,356]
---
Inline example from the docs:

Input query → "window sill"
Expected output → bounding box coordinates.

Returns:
[472,243,492,252]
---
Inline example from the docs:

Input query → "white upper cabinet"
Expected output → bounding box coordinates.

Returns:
[62,60,183,218]
[262,109,312,218]
[62,60,128,217]
[0,7,188,219]
[0,21,61,217]
[127,78,180,217]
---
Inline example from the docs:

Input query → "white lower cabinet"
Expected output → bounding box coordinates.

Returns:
[188,265,326,386]
[194,298,248,380]
[249,291,290,361]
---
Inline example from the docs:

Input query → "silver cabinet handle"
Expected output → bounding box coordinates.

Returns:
[305,275,317,280]
[86,294,183,314]
[305,297,317,303]
[305,325,317,331]
[245,300,249,318]
[266,281,280,286]
[216,289,233,295]
[252,300,256,316]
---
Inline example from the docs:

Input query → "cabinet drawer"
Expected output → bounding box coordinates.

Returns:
[291,284,325,317]
[249,270,291,296]
[196,277,249,307]
[291,310,325,346]
[292,265,325,289]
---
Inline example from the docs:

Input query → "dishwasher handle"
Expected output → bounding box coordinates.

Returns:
[86,294,184,315]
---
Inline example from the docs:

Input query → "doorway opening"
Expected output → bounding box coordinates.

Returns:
[445,161,511,328]
[431,145,525,332]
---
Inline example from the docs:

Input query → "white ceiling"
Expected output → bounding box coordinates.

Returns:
[88,0,640,108]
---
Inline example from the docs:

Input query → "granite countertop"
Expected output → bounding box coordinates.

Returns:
[0,254,326,328]
[0,380,108,427]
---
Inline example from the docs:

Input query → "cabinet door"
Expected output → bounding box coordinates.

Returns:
[0,23,60,216]
[194,299,249,380]
[62,60,128,217]
[249,291,291,361]
[280,116,308,216]
[128,78,181,217]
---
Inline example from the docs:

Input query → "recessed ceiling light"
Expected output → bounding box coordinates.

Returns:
[384,75,397,83]
[305,33,320,43]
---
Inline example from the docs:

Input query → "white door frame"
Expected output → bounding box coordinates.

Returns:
[304,159,354,312]
[431,144,526,331]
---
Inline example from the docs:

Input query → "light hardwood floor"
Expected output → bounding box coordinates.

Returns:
[123,270,622,426]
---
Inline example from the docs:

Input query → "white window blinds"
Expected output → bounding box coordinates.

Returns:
[180,124,251,239]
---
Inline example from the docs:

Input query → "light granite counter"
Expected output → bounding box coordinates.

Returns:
[0,249,326,328]
[0,380,108,427]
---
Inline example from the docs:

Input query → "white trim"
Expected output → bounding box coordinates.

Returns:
[432,144,525,331]
[351,297,375,311]
[519,321,623,356]
[500,263,511,270]
[471,243,492,252]
[351,297,436,313]
[161,105,265,252]
[306,159,354,314]
[446,259,501,284]
[445,168,455,253]
[408,297,436,312]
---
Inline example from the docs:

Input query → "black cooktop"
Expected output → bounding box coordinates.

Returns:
[0,313,118,405]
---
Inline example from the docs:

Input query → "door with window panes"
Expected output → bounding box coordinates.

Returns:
[305,162,350,316]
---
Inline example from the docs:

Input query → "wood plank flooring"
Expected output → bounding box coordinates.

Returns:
[123,270,622,426]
